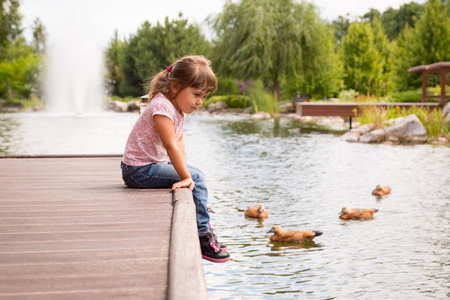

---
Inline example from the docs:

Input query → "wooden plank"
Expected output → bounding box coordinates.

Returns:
[0,288,166,300]
[1,273,167,293]
[0,237,167,252]
[0,157,173,299]
[0,259,168,279]
[0,248,166,264]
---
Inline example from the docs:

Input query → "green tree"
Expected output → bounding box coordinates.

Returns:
[0,1,44,101]
[0,0,22,60]
[117,14,210,97]
[381,2,424,40]
[209,0,332,101]
[393,0,450,90]
[341,20,385,95]
[444,0,450,17]
[283,22,343,99]
[331,14,351,45]
[362,8,381,23]
[0,50,41,100]
[371,17,392,94]
[31,17,46,54]
[105,30,123,96]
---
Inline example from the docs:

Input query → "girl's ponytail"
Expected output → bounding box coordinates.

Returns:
[147,68,172,103]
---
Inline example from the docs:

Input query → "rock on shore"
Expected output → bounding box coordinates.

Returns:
[106,100,140,112]
[341,114,428,144]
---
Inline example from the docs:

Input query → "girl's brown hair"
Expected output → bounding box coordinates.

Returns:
[146,55,218,103]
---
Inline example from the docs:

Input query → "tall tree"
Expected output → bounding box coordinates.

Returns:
[0,0,22,60]
[209,0,330,101]
[362,8,381,23]
[371,17,392,94]
[341,21,385,95]
[117,14,210,97]
[381,2,424,40]
[105,30,123,96]
[284,22,343,98]
[393,0,450,90]
[31,17,46,54]
[331,14,351,45]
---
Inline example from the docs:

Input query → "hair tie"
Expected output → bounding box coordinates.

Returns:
[166,66,172,72]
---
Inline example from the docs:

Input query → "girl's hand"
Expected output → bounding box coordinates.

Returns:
[172,178,195,191]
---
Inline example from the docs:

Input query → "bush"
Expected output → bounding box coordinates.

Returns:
[203,95,251,109]
[215,76,240,96]
[389,90,422,102]
[355,95,379,102]
[356,106,389,129]
[248,80,278,115]
[338,89,359,101]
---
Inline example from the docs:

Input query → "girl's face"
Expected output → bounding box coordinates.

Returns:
[172,86,207,114]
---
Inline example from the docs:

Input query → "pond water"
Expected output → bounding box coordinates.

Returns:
[1,112,449,299]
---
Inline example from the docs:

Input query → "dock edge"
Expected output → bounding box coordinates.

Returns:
[168,188,208,300]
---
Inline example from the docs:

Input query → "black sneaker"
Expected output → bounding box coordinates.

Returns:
[199,232,230,263]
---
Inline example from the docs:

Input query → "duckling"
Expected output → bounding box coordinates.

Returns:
[339,206,379,220]
[267,225,322,243]
[372,185,391,196]
[244,203,268,219]
[207,205,215,213]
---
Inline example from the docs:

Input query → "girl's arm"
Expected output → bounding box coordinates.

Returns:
[177,132,185,161]
[153,115,195,191]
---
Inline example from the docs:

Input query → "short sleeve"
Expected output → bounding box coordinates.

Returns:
[151,99,174,122]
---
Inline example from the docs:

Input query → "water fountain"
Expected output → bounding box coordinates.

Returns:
[44,9,104,114]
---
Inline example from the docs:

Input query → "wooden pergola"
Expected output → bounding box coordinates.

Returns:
[408,61,450,105]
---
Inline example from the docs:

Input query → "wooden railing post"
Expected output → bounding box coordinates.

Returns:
[168,188,208,300]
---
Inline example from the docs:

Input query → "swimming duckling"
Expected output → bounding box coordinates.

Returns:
[372,185,391,196]
[244,203,269,219]
[339,206,379,220]
[267,225,322,243]
[208,205,215,213]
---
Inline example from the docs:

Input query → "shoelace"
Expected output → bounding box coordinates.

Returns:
[210,240,219,253]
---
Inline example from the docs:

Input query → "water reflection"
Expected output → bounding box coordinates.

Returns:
[183,114,449,300]
[0,115,19,154]
[222,116,346,138]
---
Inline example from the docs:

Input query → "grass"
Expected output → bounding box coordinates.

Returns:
[108,95,139,102]
[356,105,449,141]
[248,81,278,115]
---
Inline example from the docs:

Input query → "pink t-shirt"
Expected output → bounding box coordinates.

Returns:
[122,93,185,166]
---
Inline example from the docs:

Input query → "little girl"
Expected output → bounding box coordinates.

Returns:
[121,55,230,263]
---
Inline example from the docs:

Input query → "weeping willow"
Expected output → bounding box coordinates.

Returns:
[208,0,334,101]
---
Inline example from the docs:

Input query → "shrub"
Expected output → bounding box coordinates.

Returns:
[356,106,389,128]
[203,95,251,109]
[338,89,359,101]
[389,90,422,102]
[355,95,379,102]
[215,76,240,96]
[248,80,278,115]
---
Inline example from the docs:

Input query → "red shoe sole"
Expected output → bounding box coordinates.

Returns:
[202,255,230,263]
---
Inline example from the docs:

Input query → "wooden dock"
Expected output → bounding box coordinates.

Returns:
[295,102,442,117]
[0,155,207,300]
